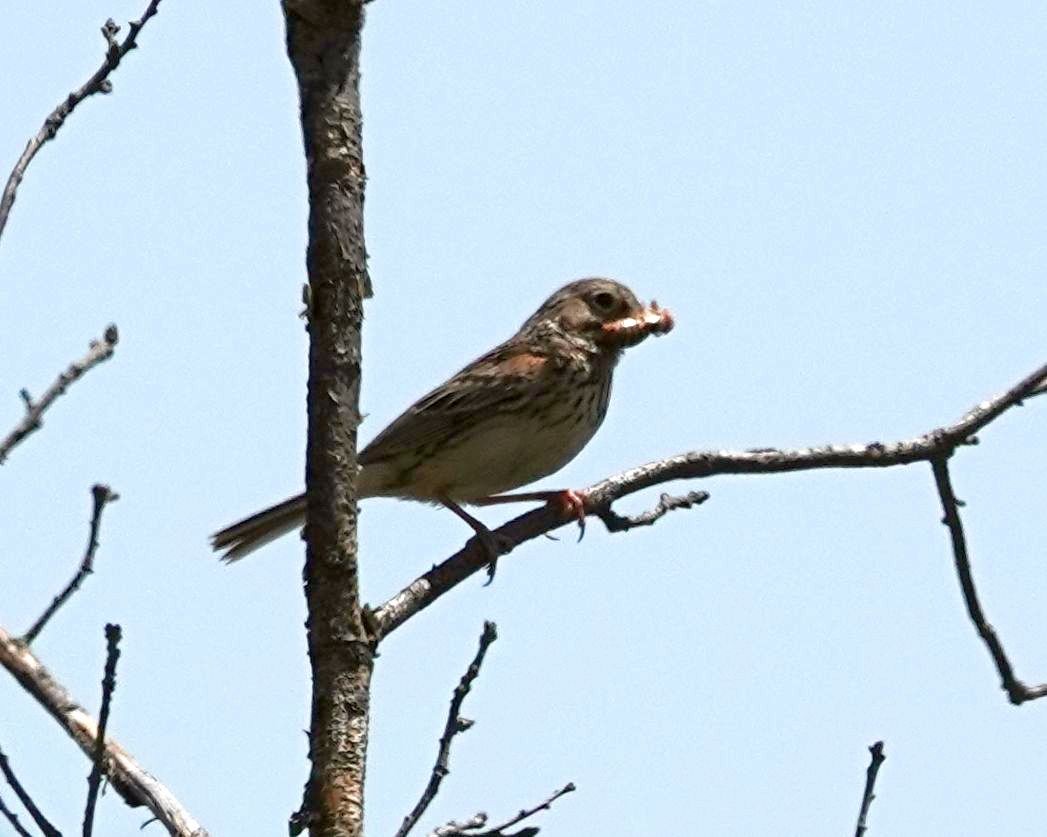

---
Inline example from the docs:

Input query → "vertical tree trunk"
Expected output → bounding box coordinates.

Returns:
[283,2,373,835]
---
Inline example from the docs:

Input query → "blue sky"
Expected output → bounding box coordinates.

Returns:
[2,1,1046,835]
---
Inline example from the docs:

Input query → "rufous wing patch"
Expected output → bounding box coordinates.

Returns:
[496,351,548,376]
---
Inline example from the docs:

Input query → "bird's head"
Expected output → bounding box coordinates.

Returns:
[521,277,674,351]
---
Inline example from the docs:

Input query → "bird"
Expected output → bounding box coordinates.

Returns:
[211,277,674,562]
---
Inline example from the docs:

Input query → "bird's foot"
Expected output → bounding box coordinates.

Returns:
[548,489,588,542]
[472,527,514,585]
[474,489,589,542]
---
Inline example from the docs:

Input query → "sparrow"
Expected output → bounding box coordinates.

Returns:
[212,277,673,562]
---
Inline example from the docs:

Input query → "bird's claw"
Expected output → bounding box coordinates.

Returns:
[550,489,587,542]
[474,528,514,585]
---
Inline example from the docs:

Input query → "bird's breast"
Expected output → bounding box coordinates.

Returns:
[369,366,613,502]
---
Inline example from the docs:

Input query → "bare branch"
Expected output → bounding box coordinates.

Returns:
[0,794,34,837]
[431,783,576,837]
[931,458,1047,704]
[594,490,709,532]
[854,741,885,837]
[373,361,1047,639]
[0,626,209,836]
[0,326,119,465]
[23,485,119,644]
[83,623,122,837]
[0,2,163,243]
[429,814,488,836]
[396,622,498,837]
[283,0,372,834]
[0,745,61,837]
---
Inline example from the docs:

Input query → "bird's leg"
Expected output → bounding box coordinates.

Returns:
[439,496,514,583]
[474,489,588,541]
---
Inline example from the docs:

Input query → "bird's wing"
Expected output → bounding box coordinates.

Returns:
[359,341,555,466]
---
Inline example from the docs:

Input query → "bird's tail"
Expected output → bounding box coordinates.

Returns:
[211,493,307,563]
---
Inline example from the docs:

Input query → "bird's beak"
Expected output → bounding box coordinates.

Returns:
[600,301,675,348]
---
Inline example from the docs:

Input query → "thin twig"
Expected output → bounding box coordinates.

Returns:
[396,622,498,837]
[854,741,885,837]
[428,814,488,836]
[374,360,1047,640]
[83,624,122,837]
[478,782,575,836]
[931,458,1047,704]
[0,1,164,243]
[0,626,209,836]
[0,793,34,837]
[594,490,709,532]
[426,783,576,837]
[23,485,119,644]
[0,746,61,837]
[0,326,119,464]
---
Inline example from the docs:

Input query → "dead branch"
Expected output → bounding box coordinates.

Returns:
[373,361,1047,641]
[83,623,122,837]
[931,458,1047,704]
[594,490,709,532]
[0,745,60,837]
[0,793,33,837]
[396,622,498,837]
[428,784,576,837]
[0,326,118,465]
[854,741,886,837]
[0,2,164,243]
[0,626,209,836]
[23,485,119,644]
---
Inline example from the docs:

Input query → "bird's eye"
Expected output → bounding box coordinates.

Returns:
[591,291,617,312]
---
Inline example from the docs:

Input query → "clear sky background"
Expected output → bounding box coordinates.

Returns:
[2,2,1046,835]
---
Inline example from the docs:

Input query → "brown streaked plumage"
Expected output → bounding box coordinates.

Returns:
[212,278,674,561]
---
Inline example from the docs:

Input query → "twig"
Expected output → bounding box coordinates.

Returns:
[0,1,164,243]
[0,326,119,464]
[373,360,1047,640]
[429,783,576,837]
[594,490,709,532]
[83,624,122,837]
[396,622,498,837]
[854,741,885,837]
[931,458,1047,704]
[428,814,487,836]
[0,793,34,837]
[0,626,209,836]
[0,746,61,837]
[476,782,575,836]
[23,485,119,644]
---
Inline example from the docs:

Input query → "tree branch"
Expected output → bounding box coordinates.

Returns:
[0,1,163,243]
[428,783,576,837]
[0,745,60,837]
[83,623,122,837]
[930,458,1047,704]
[854,740,885,837]
[22,485,119,644]
[0,325,118,465]
[0,626,209,836]
[475,782,576,837]
[593,490,709,532]
[373,360,1047,639]
[283,1,373,835]
[396,622,498,837]
[0,793,34,837]
[0,796,32,837]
